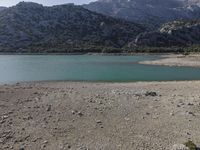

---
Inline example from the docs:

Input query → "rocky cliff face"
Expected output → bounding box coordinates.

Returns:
[131,20,200,47]
[84,0,200,28]
[0,2,144,53]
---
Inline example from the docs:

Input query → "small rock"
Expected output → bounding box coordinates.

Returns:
[71,110,76,115]
[41,145,46,149]
[78,112,83,117]
[0,120,5,124]
[35,97,39,101]
[19,148,25,150]
[146,112,150,115]
[186,111,195,116]
[66,145,71,149]
[1,115,9,120]
[170,112,175,116]
[42,140,48,144]
[186,132,191,135]
[96,120,102,124]
[188,103,194,106]
[46,105,51,111]
[145,91,157,97]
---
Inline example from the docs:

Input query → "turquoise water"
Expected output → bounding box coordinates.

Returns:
[0,55,200,83]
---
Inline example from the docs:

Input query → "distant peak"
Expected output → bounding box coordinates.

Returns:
[16,1,43,8]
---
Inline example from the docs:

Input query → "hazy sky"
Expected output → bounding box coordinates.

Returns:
[0,0,96,7]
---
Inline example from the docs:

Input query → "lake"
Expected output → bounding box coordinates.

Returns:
[0,55,200,84]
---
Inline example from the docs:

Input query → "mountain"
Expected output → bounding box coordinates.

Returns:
[84,0,200,28]
[130,20,200,47]
[0,7,6,12]
[0,2,144,53]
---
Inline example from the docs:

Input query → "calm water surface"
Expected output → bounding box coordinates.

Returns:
[0,55,200,84]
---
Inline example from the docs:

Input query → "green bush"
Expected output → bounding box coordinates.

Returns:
[184,140,197,150]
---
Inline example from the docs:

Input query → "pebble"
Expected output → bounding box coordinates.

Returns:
[186,111,195,116]
[78,112,83,117]
[71,110,76,115]
[46,105,51,111]
[96,120,102,124]
[170,112,175,116]
[146,112,150,115]
[1,115,9,120]
[41,145,46,148]
[42,140,48,144]
[35,97,39,101]
[145,91,157,97]
[0,120,5,124]
[187,103,194,106]
[186,132,191,135]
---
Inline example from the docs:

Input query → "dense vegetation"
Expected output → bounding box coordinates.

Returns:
[0,2,144,53]
[0,2,200,53]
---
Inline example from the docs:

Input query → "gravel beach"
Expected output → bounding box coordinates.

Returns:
[1,81,200,150]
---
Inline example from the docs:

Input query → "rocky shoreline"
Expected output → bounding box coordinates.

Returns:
[1,81,200,149]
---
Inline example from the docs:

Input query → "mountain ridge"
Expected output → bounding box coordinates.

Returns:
[0,2,145,53]
[129,20,200,48]
[0,2,200,53]
[84,0,200,28]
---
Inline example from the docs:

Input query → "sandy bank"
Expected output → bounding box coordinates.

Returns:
[0,81,200,150]
[139,54,200,67]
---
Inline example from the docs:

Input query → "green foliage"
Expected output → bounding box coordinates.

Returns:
[0,2,200,54]
[184,140,197,150]
[0,2,145,53]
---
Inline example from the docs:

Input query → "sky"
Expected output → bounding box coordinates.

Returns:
[0,0,96,7]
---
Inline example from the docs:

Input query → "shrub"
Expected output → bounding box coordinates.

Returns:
[184,140,197,150]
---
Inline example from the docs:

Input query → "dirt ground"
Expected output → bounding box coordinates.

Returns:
[1,81,200,150]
